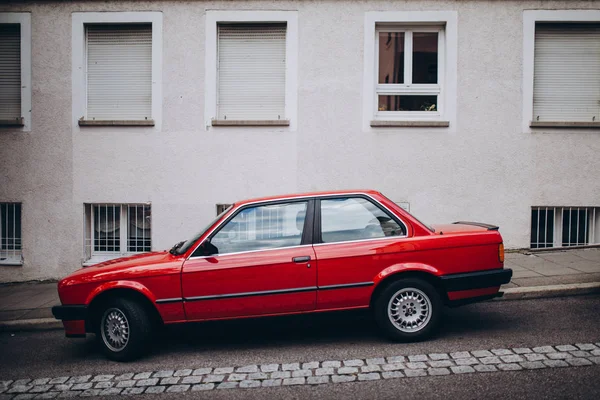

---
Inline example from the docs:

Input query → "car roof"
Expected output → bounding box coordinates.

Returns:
[235,189,382,207]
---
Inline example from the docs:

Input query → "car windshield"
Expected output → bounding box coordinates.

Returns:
[175,205,233,255]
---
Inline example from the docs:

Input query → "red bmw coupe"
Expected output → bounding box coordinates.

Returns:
[53,190,512,360]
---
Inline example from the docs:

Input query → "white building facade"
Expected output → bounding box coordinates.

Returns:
[0,0,599,282]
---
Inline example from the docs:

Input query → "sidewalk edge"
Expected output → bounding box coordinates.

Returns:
[497,282,600,301]
[0,318,62,332]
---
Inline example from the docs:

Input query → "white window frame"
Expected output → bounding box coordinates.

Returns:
[204,10,298,131]
[0,12,31,131]
[523,10,600,132]
[363,11,457,130]
[84,203,152,266]
[72,12,163,129]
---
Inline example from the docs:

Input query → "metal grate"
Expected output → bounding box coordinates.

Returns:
[127,204,151,252]
[531,207,599,248]
[0,203,22,263]
[85,203,151,261]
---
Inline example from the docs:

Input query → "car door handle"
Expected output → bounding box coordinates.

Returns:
[292,256,311,263]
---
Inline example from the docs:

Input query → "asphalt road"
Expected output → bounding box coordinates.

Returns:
[1,295,599,399]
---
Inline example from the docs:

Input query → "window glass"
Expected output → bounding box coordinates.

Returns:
[211,201,307,254]
[378,95,437,112]
[412,32,438,84]
[378,32,404,84]
[321,197,405,243]
[93,205,121,252]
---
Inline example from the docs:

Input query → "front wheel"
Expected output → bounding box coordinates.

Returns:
[96,298,153,361]
[374,278,442,342]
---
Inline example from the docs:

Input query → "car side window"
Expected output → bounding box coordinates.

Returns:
[320,197,406,243]
[210,201,308,254]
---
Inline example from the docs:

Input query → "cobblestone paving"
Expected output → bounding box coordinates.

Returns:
[1,342,598,398]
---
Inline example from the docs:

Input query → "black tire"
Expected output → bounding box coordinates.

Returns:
[95,297,153,361]
[373,278,442,342]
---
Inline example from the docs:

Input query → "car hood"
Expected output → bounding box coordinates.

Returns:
[60,251,180,286]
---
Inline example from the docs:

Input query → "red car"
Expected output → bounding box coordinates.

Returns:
[53,190,512,361]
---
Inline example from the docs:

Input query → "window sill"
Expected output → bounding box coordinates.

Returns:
[0,259,23,266]
[0,118,24,127]
[530,121,600,128]
[212,120,290,127]
[370,120,450,128]
[78,119,155,127]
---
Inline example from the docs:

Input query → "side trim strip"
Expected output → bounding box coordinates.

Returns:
[184,286,318,302]
[155,297,184,304]
[158,282,376,304]
[318,282,374,291]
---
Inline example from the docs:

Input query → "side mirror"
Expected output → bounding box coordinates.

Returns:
[201,240,218,256]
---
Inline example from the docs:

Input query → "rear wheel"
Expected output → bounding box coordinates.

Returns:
[374,278,441,341]
[96,297,153,361]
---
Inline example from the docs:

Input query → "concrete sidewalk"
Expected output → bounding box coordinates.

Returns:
[0,247,599,331]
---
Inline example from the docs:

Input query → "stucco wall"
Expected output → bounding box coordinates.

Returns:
[0,0,599,282]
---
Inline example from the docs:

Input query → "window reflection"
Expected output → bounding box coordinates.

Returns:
[321,198,405,243]
[379,32,404,84]
[378,95,437,112]
[412,32,438,84]
[211,202,307,254]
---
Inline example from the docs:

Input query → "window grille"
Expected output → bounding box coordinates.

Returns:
[0,203,22,264]
[84,203,151,263]
[531,207,599,248]
[216,203,232,215]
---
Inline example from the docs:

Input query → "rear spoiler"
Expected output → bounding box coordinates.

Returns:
[452,221,499,231]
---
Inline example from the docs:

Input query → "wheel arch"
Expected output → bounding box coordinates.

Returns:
[86,284,163,333]
[370,265,448,308]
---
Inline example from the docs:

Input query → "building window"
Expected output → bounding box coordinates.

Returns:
[216,203,233,215]
[363,11,457,129]
[376,27,442,114]
[217,23,286,121]
[84,204,151,264]
[533,23,600,124]
[85,24,152,122]
[204,11,298,128]
[0,203,22,265]
[531,207,599,248]
[72,12,162,128]
[0,13,31,130]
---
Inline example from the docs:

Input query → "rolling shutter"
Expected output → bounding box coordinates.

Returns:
[217,24,286,120]
[0,24,21,121]
[86,24,152,121]
[533,23,600,122]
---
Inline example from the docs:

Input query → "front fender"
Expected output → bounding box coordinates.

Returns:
[374,262,442,286]
[85,280,156,305]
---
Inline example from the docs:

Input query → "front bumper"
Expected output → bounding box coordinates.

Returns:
[440,268,513,292]
[52,305,87,338]
[51,304,87,321]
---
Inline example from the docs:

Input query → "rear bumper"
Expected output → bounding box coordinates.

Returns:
[440,268,513,292]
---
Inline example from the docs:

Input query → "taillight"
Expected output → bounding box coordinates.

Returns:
[498,243,505,263]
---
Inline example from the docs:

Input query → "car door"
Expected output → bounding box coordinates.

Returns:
[182,199,317,320]
[313,195,409,310]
